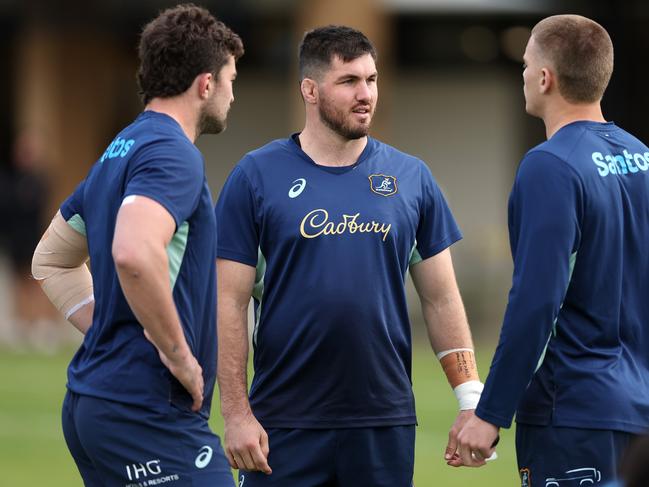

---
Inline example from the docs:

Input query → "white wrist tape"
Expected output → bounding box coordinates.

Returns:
[436,348,474,360]
[454,380,484,410]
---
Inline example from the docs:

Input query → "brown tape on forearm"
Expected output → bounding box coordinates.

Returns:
[440,350,479,388]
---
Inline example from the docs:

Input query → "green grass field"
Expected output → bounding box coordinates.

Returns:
[0,343,519,485]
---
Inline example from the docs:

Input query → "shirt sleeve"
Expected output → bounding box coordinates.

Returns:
[60,180,87,235]
[476,150,583,428]
[214,164,261,267]
[60,180,85,218]
[411,162,463,263]
[124,139,203,228]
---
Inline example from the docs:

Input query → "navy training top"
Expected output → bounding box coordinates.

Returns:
[215,134,462,428]
[60,111,218,418]
[478,121,649,433]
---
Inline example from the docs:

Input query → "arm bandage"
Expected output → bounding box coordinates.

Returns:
[32,211,94,319]
[437,348,483,410]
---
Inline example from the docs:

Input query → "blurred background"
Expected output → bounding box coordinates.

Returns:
[1,0,648,485]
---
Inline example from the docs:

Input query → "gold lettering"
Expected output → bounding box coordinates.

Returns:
[299,209,392,242]
[345,213,360,233]
[358,222,371,233]
[379,223,392,241]
[300,209,329,239]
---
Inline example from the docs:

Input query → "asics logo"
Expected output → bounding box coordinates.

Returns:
[195,445,213,469]
[239,474,245,486]
[288,178,306,198]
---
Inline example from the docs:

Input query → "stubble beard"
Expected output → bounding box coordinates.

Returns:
[198,99,227,136]
[318,98,372,140]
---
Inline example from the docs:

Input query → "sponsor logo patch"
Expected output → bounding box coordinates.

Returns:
[369,174,397,196]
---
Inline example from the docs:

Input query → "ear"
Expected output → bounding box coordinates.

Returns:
[196,73,213,100]
[300,78,318,105]
[539,67,553,95]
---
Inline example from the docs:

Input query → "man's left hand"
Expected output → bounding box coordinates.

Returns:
[449,414,499,467]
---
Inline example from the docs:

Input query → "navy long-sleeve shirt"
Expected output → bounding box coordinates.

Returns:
[477,121,649,434]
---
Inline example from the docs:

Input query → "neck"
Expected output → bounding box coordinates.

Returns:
[299,118,367,167]
[542,101,606,139]
[145,96,199,143]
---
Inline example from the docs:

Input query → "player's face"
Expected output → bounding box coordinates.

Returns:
[522,36,544,117]
[317,54,378,140]
[199,55,237,135]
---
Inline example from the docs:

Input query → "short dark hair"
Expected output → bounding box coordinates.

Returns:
[137,3,244,105]
[298,25,377,81]
[532,14,613,103]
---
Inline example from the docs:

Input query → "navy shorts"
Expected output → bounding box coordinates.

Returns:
[238,425,415,487]
[516,423,635,487]
[62,390,234,487]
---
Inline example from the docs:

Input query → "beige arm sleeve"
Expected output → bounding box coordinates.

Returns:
[32,211,93,319]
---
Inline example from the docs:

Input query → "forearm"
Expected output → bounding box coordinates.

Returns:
[422,287,474,353]
[411,251,481,411]
[423,288,483,410]
[217,298,252,420]
[114,243,189,360]
[478,239,574,425]
[477,260,569,426]
[476,293,558,427]
[67,301,94,334]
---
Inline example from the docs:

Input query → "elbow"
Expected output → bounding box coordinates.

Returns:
[112,240,142,276]
[112,236,165,277]
[31,248,45,281]
[32,238,54,280]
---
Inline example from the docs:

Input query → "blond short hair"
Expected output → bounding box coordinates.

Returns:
[532,14,613,103]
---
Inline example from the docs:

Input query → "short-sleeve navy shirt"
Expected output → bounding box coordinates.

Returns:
[60,111,217,418]
[215,135,462,428]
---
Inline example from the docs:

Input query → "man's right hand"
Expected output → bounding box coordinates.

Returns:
[145,330,204,412]
[163,349,204,412]
[224,412,272,475]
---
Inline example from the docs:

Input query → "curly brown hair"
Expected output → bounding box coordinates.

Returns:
[137,3,244,105]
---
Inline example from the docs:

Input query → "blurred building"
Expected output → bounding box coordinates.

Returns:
[1,0,648,343]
